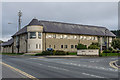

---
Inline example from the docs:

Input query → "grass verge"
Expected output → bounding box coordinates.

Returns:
[100,53,120,57]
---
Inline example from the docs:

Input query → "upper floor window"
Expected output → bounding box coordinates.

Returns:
[63,35,67,39]
[80,36,83,39]
[53,34,56,38]
[74,36,77,39]
[60,35,63,39]
[38,32,42,39]
[30,32,36,39]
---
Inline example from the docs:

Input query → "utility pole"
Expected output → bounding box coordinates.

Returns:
[18,10,22,31]
[17,10,22,53]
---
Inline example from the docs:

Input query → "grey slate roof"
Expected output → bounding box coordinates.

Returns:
[2,38,13,47]
[40,20,115,37]
[13,18,116,37]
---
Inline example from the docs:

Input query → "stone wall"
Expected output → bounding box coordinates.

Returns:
[42,33,99,52]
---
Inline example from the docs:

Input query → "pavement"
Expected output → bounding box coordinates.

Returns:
[1,55,120,80]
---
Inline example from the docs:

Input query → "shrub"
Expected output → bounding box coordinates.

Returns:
[42,51,53,55]
[67,52,77,55]
[103,50,112,53]
[88,45,99,49]
[112,50,120,53]
[77,43,87,50]
[88,42,100,49]
[108,47,113,51]
[35,53,43,56]
[91,42,100,47]
[54,50,67,55]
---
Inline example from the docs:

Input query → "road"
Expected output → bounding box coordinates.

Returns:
[1,55,119,80]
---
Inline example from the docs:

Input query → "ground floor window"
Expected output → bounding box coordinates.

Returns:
[71,45,74,48]
[75,45,77,48]
[61,45,63,48]
[64,45,67,48]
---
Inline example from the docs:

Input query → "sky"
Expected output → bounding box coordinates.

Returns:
[1,2,118,41]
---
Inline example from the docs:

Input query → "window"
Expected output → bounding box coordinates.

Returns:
[38,32,41,39]
[83,36,87,40]
[74,36,77,39]
[64,45,67,48]
[54,45,56,49]
[69,35,74,39]
[53,34,56,38]
[64,35,67,39]
[36,44,38,49]
[75,45,77,48]
[60,35,63,39]
[29,44,30,49]
[39,44,41,49]
[71,45,74,48]
[30,32,36,39]
[80,36,83,39]
[46,34,52,38]
[61,45,63,48]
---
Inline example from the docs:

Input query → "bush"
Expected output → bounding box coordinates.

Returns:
[77,43,87,50]
[54,50,67,55]
[88,42,100,49]
[35,53,43,56]
[42,51,53,55]
[112,50,120,53]
[88,45,99,49]
[103,50,112,53]
[91,42,100,47]
[108,47,113,51]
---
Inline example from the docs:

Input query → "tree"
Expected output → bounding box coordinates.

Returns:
[111,39,120,50]
[88,42,100,49]
[111,30,120,38]
[77,43,87,50]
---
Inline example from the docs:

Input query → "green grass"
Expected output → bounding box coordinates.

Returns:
[100,53,120,57]
[0,53,24,55]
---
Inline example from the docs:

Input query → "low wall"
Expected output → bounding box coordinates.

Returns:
[77,49,99,56]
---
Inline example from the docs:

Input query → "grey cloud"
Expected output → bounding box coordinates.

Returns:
[2,2,118,40]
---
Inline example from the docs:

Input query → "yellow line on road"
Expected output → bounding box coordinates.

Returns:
[0,62,39,80]
[109,60,119,70]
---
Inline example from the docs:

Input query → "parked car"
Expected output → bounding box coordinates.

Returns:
[46,48,54,51]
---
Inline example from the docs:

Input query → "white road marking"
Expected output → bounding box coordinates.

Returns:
[82,73,104,78]
[38,64,43,65]
[47,65,69,71]
[29,58,118,72]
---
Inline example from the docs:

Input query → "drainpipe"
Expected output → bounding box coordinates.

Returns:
[100,37,103,53]
[45,33,46,51]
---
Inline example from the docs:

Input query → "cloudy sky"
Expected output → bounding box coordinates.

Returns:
[2,2,118,41]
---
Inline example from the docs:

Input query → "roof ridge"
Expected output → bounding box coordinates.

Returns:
[39,20,106,28]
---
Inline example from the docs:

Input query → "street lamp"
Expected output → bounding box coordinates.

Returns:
[105,29,108,56]
[105,29,108,50]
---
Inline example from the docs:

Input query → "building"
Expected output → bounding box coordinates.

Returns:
[1,18,115,53]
